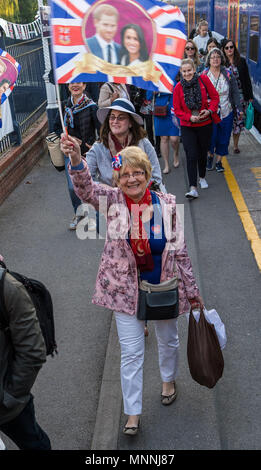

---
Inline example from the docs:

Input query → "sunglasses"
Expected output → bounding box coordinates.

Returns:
[225,45,234,50]
[109,114,128,122]
[185,46,195,51]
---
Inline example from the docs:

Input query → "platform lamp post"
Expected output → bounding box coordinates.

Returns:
[38,0,58,133]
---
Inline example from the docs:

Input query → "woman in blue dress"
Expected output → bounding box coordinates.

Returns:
[154,88,180,174]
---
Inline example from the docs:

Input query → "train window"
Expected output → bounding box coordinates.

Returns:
[239,13,248,56]
[249,15,259,62]
[250,16,259,32]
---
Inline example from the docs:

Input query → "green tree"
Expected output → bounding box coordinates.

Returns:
[17,0,38,24]
[0,0,20,22]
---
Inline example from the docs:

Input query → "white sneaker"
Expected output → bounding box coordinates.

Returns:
[69,215,86,230]
[69,215,79,230]
[199,178,208,189]
[185,188,199,199]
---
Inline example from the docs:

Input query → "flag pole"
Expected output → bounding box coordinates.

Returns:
[55,83,66,133]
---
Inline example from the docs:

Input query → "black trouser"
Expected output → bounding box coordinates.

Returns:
[0,394,51,450]
[181,124,213,188]
[144,114,155,146]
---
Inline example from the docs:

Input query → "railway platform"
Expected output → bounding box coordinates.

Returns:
[0,126,260,452]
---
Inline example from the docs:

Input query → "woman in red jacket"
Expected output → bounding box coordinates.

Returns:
[173,58,220,198]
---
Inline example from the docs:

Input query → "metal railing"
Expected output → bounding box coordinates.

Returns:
[0,37,47,157]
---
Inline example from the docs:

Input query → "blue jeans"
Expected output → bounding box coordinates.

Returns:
[0,395,51,450]
[210,111,234,156]
[64,155,82,214]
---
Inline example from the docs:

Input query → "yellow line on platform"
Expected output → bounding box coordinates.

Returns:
[223,157,261,271]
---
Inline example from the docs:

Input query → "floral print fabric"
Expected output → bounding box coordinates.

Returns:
[69,160,200,316]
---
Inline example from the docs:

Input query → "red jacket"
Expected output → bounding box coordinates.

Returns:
[173,74,220,127]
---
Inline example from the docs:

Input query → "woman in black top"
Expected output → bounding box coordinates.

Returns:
[222,39,254,153]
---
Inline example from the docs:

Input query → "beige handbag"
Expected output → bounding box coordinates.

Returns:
[46,132,65,171]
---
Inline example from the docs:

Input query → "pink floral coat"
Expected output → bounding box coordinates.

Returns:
[69,160,200,316]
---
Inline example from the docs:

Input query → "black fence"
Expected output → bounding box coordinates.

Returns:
[0,36,47,156]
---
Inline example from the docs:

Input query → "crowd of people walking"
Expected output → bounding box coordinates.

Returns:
[0,14,254,449]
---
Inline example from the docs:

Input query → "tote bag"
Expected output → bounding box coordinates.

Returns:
[245,102,254,130]
[46,132,65,172]
[187,307,224,388]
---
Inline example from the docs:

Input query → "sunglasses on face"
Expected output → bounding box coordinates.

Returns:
[109,114,127,122]
[185,46,195,51]
[225,45,234,50]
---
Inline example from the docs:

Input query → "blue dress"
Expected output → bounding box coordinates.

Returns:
[154,91,180,137]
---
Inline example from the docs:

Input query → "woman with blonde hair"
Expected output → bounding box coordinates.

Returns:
[173,58,220,198]
[60,138,203,435]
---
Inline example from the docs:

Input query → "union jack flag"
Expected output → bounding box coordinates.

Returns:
[0,49,21,128]
[50,0,186,92]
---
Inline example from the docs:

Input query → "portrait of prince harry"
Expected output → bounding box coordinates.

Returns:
[85,4,121,64]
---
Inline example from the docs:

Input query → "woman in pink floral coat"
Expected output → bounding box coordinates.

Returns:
[61,134,203,436]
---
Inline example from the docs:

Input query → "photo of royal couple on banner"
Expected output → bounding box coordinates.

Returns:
[77,0,160,82]
[52,0,186,92]
[85,3,149,66]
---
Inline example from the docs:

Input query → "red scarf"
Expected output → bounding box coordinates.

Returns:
[124,188,154,272]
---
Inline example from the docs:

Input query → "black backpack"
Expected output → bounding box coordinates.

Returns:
[0,266,57,357]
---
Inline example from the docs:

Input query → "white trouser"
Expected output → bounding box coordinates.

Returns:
[114,312,179,416]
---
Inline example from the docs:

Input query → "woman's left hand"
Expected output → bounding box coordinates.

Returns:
[199,109,210,120]
[189,295,204,310]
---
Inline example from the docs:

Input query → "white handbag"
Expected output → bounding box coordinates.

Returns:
[46,132,65,171]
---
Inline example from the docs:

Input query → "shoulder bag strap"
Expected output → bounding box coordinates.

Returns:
[107,83,115,93]
[199,76,207,93]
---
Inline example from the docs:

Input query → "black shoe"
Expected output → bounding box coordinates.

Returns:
[123,419,140,436]
[161,382,177,406]
[216,161,225,172]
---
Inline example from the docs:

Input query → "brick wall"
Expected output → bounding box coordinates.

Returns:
[0,115,48,206]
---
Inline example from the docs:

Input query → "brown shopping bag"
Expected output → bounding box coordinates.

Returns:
[187,307,224,388]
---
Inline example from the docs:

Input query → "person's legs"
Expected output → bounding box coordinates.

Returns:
[160,136,170,173]
[181,126,199,188]
[169,136,180,167]
[155,135,161,158]
[114,312,145,423]
[0,395,51,450]
[197,124,213,179]
[215,113,233,171]
[207,122,217,170]
[233,132,240,153]
[144,114,155,146]
[154,317,179,392]
[64,155,82,214]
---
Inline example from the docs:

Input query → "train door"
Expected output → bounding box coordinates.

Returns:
[187,0,195,37]
[228,0,240,44]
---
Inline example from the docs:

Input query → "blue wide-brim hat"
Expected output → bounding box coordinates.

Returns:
[97,98,143,125]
